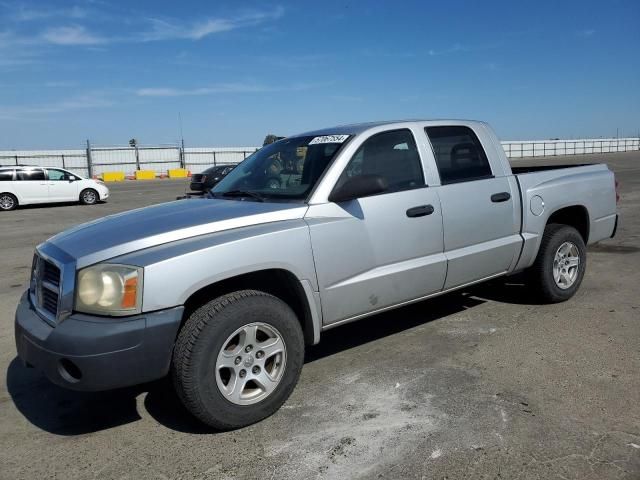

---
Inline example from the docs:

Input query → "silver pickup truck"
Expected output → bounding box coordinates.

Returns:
[15,120,618,429]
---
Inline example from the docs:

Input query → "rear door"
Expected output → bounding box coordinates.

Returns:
[13,168,48,204]
[425,126,521,289]
[46,168,79,202]
[307,128,446,325]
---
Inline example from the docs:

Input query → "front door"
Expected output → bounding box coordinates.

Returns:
[46,169,79,202]
[307,128,447,325]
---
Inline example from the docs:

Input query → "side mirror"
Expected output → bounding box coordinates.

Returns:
[68,176,77,182]
[329,174,388,203]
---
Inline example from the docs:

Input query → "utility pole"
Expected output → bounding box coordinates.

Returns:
[180,138,185,168]
[86,139,93,178]
[178,112,185,169]
[129,138,140,170]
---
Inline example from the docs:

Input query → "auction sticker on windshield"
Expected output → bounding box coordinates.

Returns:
[308,134,350,145]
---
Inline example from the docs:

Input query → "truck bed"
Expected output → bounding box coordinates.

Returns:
[511,162,617,272]
[510,163,590,175]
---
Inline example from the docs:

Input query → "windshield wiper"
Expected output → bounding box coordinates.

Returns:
[217,190,265,202]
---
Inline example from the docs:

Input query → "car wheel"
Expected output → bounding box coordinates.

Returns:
[0,193,18,211]
[79,188,98,205]
[528,223,586,303]
[172,290,304,430]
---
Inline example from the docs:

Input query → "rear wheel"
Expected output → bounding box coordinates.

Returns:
[79,188,98,205]
[172,290,304,430]
[528,223,586,303]
[0,193,18,211]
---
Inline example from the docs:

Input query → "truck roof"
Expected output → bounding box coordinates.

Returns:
[293,119,489,138]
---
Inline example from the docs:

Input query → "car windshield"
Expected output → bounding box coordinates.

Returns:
[210,135,351,201]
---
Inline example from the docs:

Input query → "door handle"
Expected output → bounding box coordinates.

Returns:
[491,192,511,203]
[406,205,434,217]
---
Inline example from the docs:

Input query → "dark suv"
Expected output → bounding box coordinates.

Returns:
[189,165,235,193]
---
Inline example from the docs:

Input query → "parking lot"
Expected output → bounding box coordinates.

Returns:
[1,151,639,479]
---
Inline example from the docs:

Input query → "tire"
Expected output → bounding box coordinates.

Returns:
[0,193,18,211]
[528,224,587,303]
[172,290,304,430]
[79,188,98,205]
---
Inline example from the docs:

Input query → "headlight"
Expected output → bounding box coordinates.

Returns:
[75,264,142,316]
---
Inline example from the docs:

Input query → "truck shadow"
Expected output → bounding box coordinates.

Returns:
[466,275,547,306]
[6,284,538,436]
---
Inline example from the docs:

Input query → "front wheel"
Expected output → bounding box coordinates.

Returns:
[528,223,586,303]
[172,290,304,430]
[79,188,99,205]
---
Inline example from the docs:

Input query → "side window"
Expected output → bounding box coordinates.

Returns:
[337,129,424,193]
[16,168,45,181]
[47,169,68,181]
[425,126,493,184]
[0,169,14,181]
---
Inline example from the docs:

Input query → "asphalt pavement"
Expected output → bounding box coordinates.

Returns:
[0,151,638,479]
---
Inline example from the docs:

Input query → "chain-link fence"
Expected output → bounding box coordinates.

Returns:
[1,137,638,178]
[0,144,258,178]
[502,138,640,158]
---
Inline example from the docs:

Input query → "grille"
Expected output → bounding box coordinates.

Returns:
[41,288,59,315]
[191,174,204,182]
[31,254,61,321]
[43,260,61,287]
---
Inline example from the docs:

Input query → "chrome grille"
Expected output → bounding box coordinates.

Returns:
[42,261,61,288]
[31,253,62,323]
[41,288,59,315]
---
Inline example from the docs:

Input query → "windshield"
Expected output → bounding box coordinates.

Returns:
[210,135,350,201]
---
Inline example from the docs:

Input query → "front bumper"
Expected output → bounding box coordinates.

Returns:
[15,291,183,391]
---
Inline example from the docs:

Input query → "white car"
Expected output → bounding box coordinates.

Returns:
[0,166,109,211]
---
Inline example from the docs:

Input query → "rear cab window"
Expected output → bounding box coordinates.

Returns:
[425,126,493,184]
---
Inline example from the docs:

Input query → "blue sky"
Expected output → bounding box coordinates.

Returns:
[0,0,638,149]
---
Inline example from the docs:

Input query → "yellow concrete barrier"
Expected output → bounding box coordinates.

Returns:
[168,168,189,178]
[135,170,156,180]
[102,171,125,182]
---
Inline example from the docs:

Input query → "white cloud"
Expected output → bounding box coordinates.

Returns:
[0,92,114,120]
[41,25,106,46]
[136,80,330,97]
[137,83,277,97]
[44,80,78,87]
[3,3,87,21]
[0,5,286,72]
[140,6,285,42]
[578,29,595,37]
[1,4,285,49]
[427,42,499,57]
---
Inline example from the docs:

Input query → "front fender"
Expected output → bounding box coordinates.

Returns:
[111,219,318,311]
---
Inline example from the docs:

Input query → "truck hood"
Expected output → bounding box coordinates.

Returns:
[47,199,308,268]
